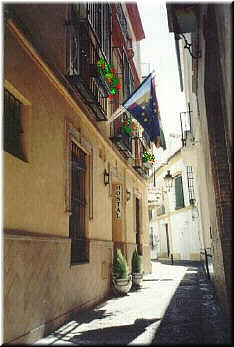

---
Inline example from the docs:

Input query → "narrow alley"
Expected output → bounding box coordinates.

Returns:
[3,3,232,345]
[34,261,231,346]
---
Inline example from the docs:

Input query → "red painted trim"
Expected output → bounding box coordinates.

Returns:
[126,3,145,41]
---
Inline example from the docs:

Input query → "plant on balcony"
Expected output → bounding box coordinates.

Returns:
[120,115,139,136]
[142,152,155,167]
[131,249,143,288]
[97,58,121,99]
[112,248,132,295]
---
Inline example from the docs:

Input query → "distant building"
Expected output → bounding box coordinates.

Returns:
[148,148,201,262]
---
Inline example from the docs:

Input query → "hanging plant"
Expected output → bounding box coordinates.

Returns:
[142,152,155,163]
[131,120,139,136]
[97,58,121,99]
[120,115,139,136]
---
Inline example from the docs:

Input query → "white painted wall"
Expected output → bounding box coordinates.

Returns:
[148,149,202,261]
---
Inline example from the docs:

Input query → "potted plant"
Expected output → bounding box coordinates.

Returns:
[131,249,143,287]
[142,152,155,169]
[112,248,132,295]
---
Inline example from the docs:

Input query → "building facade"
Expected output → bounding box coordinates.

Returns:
[148,148,201,262]
[3,3,153,343]
[166,3,232,324]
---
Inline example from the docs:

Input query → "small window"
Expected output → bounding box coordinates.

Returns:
[122,51,134,100]
[175,175,185,209]
[4,89,24,160]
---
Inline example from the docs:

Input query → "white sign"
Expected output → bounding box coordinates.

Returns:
[115,185,121,218]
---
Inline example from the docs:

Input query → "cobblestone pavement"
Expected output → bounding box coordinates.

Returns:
[34,261,231,345]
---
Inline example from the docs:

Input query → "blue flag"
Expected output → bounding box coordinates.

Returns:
[122,73,166,149]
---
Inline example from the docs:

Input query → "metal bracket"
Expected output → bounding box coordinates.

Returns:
[175,33,201,59]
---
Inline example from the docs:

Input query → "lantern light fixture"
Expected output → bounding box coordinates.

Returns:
[104,169,110,186]
[163,170,174,192]
[126,190,131,201]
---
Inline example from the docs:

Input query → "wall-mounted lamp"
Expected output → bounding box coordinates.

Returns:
[163,170,174,192]
[175,33,201,59]
[126,190,131,202]
[104,169,110,186]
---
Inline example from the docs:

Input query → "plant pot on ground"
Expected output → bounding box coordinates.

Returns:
[131,249,143,288]
[112,248,132,295]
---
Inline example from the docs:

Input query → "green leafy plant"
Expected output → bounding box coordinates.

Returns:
[131,249,142,273]
[112,248,129,279]
[97,58,121,99]
[142,151,155,163]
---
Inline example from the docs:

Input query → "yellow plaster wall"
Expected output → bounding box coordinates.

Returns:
[4,26,150,246]
[4,28,68,236]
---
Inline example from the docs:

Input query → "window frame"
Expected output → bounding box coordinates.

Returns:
[175,175,185,209]
[4,88,25,161]
[65,120,93,265]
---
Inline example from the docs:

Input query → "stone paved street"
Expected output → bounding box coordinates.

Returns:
[34,261,231,345]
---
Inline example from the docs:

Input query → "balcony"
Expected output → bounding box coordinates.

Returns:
[67,5,112,121]
[110,126,133,159]
[132,138,153,178]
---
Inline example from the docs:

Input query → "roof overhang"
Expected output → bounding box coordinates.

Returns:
[166,4,199,34]
[126,3,145,41]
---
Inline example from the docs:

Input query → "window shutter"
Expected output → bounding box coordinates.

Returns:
[175,176,185,209]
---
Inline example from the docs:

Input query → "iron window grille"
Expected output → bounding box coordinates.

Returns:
[67,5,111,120]
[71,3,111,62]
[186,166,195,204]
[110,117,133,159]
[69,141,89,264]
[116,3,128,42]
[122,50,134,100]
[4,89,24,161]
[132,137,151,178]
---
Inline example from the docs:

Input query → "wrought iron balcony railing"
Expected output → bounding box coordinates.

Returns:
[67,5,112,121]
[132,138,153,178]
[110,126,133,159]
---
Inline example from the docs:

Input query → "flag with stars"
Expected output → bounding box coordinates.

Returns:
[122,73,166,149]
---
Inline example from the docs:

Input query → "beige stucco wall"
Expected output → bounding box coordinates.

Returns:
[4,235,113,344]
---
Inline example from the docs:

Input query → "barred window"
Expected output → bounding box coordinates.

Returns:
[116,3,128,42]
[187,166,195,204]
[4,89,24,160]
[123,50,134,100]
[87,3,111,61]
[69,141,89,264]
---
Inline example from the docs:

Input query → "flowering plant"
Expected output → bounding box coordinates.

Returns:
[142,152,155,163]
[120,115,139,136]
[97,58,121,99]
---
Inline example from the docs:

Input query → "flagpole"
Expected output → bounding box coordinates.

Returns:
[108,105,126,122]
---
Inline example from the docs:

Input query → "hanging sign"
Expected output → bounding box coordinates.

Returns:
[115,185,121,218]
